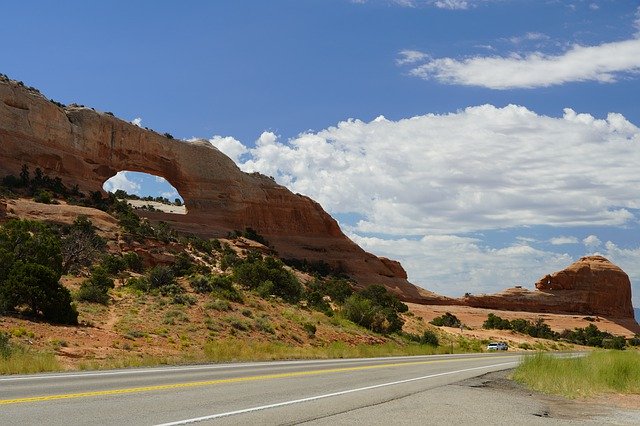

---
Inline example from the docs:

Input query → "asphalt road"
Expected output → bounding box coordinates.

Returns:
[0,353,525,425]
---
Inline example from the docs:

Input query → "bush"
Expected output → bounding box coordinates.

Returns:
[303,322,317,337]
[76,267,114,304]
[420,330,439,346]
[233,256,302,303]
[342,285,407,334]
[1,262,78,324]
[126,276,150,292]
[483,313,511,330]
[147,266,176,290]
[101,254,127,275]
[123,252,144,272]
[76,282,110,304]
[189,275,212,293]
[0,219,77,324]
[172,252,193,277]
[430,312,461,328]
[33,189,53,204]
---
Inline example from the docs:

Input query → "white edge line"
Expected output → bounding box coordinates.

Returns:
[155,361,518,426]
[0,353,515,382]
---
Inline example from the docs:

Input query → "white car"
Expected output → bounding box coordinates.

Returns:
[487,342,508,351]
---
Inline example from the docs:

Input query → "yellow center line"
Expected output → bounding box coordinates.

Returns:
[0,355,516,405]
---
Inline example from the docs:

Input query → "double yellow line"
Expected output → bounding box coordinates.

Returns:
[1,355,515,405]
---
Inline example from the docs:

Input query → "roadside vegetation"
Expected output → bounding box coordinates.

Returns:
[513,351,640,398]
[483,313,632,349]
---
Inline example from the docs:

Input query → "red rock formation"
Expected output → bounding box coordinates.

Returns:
[465,256,635,319]
[0,77,437,302]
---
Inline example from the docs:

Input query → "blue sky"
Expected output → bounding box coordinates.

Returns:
[3,0,640,307]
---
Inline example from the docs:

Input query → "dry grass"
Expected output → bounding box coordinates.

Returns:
[512,350,640,398]
[0,348,61,375]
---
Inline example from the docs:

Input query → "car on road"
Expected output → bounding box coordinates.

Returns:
[487,342,508,351]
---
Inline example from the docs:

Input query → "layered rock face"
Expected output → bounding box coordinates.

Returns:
[0,77,438,302]
[465,256,635,318]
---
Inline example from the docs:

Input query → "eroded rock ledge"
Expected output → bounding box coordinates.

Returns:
[463,256,635,319]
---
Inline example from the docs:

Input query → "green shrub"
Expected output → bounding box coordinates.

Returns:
[341,285,406,334]
[233,256,302,303]
[126,276,150,292]
[122,252,144,272]
[101,254,127,275]
[76,283,110,304]
[33,189,53,204]
[255,317,275,334]
[206,299,231,311]
[147,266,176,290]
[189,275,212,293]
[76,265,115,304]
[1,262,78,324]
[0,220,77,324]
[430,312,461,328]
[172,252,193,277]
[420,330,439,346]
[303,322,317,337]
[209,274,243,302]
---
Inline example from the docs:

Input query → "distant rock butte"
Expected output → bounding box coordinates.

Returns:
[0,77,440,303]
[464,256,635,319]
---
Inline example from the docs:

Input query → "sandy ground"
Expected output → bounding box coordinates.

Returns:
[126,199,186,214]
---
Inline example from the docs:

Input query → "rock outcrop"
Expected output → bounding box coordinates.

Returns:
[0,77,439,302]
[465,256,635,319]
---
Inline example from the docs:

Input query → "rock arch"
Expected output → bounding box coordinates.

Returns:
[0,78,436,302]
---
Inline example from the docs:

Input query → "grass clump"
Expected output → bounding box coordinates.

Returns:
[513,351,640,398]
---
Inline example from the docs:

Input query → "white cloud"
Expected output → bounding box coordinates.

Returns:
[131,117,142,127]
[103,171,140,194]
[396,50,429,65]
[432,0,468,9]
[583,234,602,248]
[235,105,640,235]
[351,233,572,296]
[403,38,640,89]
[207,135,248,163]
[589,3,599,11]
[549,236,579,245]
[161,190,179,199]
[508,32,550,45]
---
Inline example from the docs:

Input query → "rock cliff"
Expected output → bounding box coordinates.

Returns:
[0,76,438,302]
[465,256,635,319]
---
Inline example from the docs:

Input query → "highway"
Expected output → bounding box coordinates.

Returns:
[1,353,524,425]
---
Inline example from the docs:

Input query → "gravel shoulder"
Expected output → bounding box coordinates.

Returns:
[304,369,640,425]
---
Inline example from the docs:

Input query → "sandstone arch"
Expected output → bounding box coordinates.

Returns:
[0,78,438,303]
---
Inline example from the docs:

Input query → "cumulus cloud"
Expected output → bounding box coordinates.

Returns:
[103,171,140,194]
[583,234,602,248]
[235,105,640,235]
[131,117,142,127]
[207,135,248,163]
[549,236,579,245]
[402,38,640,89]
[351,233,571,296]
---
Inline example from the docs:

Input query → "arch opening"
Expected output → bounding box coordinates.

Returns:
[103,171,186,215]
